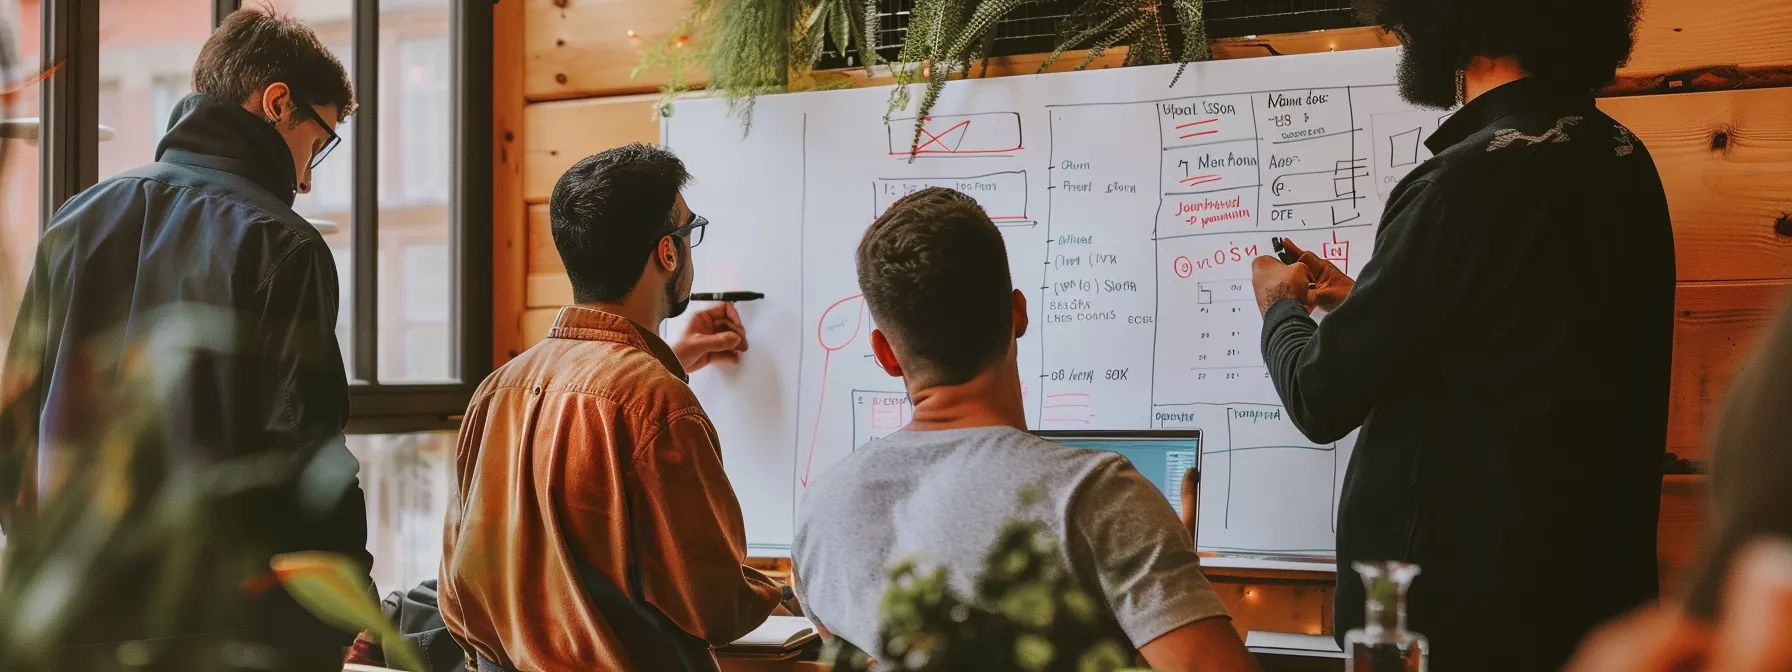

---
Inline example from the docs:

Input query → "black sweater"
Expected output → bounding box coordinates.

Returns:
[1260,78,1675,671]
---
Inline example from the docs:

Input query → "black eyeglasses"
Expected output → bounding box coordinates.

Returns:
[665,213,708,248]
[298,104,342,170]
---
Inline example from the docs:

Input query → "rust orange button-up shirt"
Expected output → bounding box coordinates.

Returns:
[441,307,781,671]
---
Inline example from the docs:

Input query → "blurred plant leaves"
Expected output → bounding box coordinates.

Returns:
[272,552,424,672]
[829,490,1151,671]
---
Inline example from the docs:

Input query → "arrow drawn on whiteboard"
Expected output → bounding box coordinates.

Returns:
[801,294,866,487]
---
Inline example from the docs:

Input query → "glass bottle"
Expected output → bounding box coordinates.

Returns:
[1344,561,1428,672]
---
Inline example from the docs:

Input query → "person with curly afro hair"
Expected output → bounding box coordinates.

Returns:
[1248,2,1674,670]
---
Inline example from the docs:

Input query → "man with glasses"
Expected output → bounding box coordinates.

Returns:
[441,143,782,671]
[0,8,367,670]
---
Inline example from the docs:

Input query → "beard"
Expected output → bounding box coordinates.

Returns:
[663,242,692,320]
[1395,34,1462,109]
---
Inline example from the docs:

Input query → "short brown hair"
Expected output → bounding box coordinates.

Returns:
[856,187,1014,387]
[194,7,355,119]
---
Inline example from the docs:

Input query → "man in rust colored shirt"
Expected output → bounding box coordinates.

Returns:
[442,144,783,671]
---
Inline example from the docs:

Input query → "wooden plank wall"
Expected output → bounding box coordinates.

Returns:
[494,0,1792,636]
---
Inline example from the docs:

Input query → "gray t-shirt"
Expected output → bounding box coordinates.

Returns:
[792,426,1229,659]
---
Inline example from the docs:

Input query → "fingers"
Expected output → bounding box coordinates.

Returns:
[1566,605,1712,672]
[1280,237,1308,258]
[689,330,744,354]
[1296,250,1342,279]
[716,310,748,352]
[1250,255,1285,278]
[1712,538,1792,671]
[1286,261,1310,282]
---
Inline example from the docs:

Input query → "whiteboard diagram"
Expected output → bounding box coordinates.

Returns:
[664,48,1438,561]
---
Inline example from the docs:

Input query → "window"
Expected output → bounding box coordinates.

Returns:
[263,0,491,428]
[149,74,190,145]
[397,34,447,204]
[399,242,450,380]
[348,432,455,595]
[97,0,209,181]
[0,0,41,558]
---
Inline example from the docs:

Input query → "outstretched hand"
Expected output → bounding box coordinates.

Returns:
[1279,238,1354,312]
[674,302,748,373]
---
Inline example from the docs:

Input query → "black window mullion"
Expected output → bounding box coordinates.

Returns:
[40,0,98,230]
[352,0,379,383]
[212,0,239,29]
[453,0,493,383]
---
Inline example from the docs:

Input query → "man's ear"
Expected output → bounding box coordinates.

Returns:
[258,83,293,122]
[1012,289,1029,340]
[870,329,903,378]
[654,236,680,275]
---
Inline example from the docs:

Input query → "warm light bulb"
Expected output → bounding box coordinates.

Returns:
[626,29,637,38]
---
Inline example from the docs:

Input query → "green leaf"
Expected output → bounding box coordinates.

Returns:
[272,552,426,672]
[1015,634,1055,671]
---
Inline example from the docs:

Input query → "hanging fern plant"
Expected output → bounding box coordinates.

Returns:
[884,0,1029,159]
[639,0,1212,142]
[1041,0,1209,84]
[635,0,879,133]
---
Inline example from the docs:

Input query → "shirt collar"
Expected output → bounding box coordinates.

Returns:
[1426,77,1596,154]
[547,306,689,383]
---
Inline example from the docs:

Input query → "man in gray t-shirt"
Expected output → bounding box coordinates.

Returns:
[792,187,1255,671]
[795,426,1233,660]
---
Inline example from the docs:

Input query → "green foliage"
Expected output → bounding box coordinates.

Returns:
[886,0,1029,160]
[273,552,426,672]
[634,0,879,133]
[0,308,373,672]
[636,0,1212,141]
[1041,0,1210,85]
[827,505,1145,672]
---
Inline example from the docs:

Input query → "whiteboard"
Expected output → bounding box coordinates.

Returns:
[663,47,1441,560]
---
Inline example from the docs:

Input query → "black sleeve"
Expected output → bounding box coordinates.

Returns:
[0,246,50,530]
[257,240,371,573]
[1683,297,1792,618]
[1260,180,1474,443]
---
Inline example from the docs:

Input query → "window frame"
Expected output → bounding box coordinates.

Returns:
[37,0,493,434]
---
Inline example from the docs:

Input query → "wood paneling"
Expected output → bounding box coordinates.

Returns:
[494,0,529,365]
[527,204,560,275]
[525,0,700,100]
[519,0,1792,100]
[1667,281,1790,462]
[1599,88,1792,282]
[1659,474,1708,594]
[528,273,575,309]
[525,204,573,308]
[1610,0,1792,94]
[523,94,661,203]
[1209,579,1332,638]
[524,307,560,345]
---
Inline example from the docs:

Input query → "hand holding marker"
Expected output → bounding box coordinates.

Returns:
[1270,237,1318,290]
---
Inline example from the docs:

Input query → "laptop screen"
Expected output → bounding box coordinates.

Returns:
[1034,431,1202,519]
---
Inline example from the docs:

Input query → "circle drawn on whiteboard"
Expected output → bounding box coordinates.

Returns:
[818,296,866,351]
[1174,256,1194,279]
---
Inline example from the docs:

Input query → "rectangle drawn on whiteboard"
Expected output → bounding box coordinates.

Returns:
[886,112,1024,157]
[852,389,910,452]
[874,171,1029,224]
